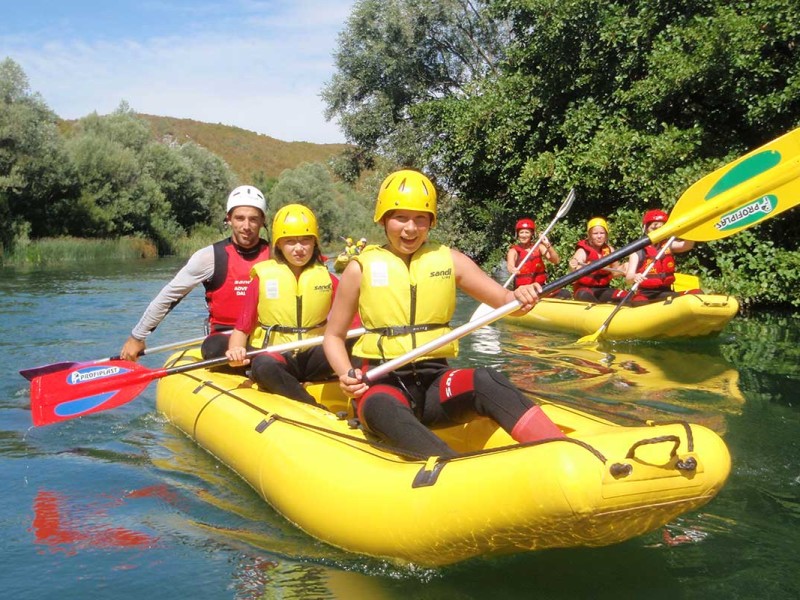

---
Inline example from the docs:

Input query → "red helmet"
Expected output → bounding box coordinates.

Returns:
[515,218,535,231]
[642,209,669,226]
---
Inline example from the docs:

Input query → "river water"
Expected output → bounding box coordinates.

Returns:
[2,257,799,599]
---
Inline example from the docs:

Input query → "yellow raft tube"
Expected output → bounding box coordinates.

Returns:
[156,348,731,566]
[505,294,739,340]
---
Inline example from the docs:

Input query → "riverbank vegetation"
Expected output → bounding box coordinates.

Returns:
[323,0,800,308]
[2,0,799,308]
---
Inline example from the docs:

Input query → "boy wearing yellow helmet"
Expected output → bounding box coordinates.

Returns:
[568,217,625,302]
[323,170,563,458]
[226,204,348,404]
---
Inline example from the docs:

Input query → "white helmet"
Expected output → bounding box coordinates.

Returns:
[226,185,266,216]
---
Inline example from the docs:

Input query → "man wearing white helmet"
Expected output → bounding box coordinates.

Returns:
[120,185,271,361]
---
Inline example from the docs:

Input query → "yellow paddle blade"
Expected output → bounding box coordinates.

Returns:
[576,329,603,345]
[668,127,800,242]
[674,273,701,292]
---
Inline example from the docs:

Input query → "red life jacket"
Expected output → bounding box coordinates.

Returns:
[204,238,270,331]
[572,239,612,291]
[510,243,546,285]
[635,245,676,290]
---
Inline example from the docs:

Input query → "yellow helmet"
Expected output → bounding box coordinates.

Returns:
[587,217,609,234]
[272,204,319,246]
[374,169,437,226]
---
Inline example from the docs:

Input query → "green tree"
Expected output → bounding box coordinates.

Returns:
[326,0,800,306]
[268,162,379,247]
[322,0,507,175]
[0,58,70,251]
[61,104,238,252]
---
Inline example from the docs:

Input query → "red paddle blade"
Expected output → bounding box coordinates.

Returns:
[20,361,83,381]
[30,360,163,427]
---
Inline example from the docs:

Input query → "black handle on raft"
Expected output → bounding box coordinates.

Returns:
[625,434,681,460]
[622,434,698,473]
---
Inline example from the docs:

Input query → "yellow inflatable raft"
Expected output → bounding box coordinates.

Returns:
[332,253,352,273]
[156,348,731,566]
[505,294,739,340]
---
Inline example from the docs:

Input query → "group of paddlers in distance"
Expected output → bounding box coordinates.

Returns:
[507,210,700,305]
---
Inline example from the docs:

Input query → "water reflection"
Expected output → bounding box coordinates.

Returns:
[465,322,743,434]
[721,311,800,407]
[31,488,161,555]
[149,423,440,596]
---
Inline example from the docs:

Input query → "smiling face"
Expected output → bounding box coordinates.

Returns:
[382,209,432,258]
[227,206,265,249]
[517,228,534,245]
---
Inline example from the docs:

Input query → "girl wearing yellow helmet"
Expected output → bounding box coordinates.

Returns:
[568,217,625,302]
[226,204,351,404]
[323,170,564,458]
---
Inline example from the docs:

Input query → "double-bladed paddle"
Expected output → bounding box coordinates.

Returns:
[469,188,576,321]
[30,327,366,426]
[363,127,800,383]
[575,236,677,345]
[19,334,226,381]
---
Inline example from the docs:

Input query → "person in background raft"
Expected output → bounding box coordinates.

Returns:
[620,209,701,304]
[343,237,357,256]
[323,169,565,459]
[356,237,367,253]
[119,185,271,361]
[226,204,354,405]
[568,217,625,303]
[506,217,570,299]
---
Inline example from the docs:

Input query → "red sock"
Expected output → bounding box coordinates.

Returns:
[511,406,565,442]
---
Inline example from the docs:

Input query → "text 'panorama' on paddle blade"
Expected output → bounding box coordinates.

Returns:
[30,327,366,426]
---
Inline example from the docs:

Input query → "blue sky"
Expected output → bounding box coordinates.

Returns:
[0,0,356,143]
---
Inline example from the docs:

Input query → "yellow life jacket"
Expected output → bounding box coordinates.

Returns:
[248,260,333,348]
[354,243,457,360]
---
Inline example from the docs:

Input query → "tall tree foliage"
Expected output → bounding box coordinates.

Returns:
[322,0,509,174]
[325,0,800,306]
[269,162,379,246]
[0,58,69,251]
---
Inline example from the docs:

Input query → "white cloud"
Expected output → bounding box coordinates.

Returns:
[1,1,354,143]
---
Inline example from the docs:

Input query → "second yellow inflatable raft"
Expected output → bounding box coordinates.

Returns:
[504,294,739,340]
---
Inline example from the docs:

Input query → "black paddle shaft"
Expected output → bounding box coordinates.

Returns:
[540,237,650,298]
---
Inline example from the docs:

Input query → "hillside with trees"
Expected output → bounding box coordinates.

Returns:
[125,114,349,183]
[0,57,378,260]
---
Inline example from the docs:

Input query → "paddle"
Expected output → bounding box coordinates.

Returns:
[19,334,225,381]
[469,187,576,321]
[673,272,701,292]
[363,127,800,383]
[30,327,366,427]
[573,262,627,276]
[575,237,676,344]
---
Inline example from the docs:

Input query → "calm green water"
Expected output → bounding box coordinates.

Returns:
[2,257,799,599]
